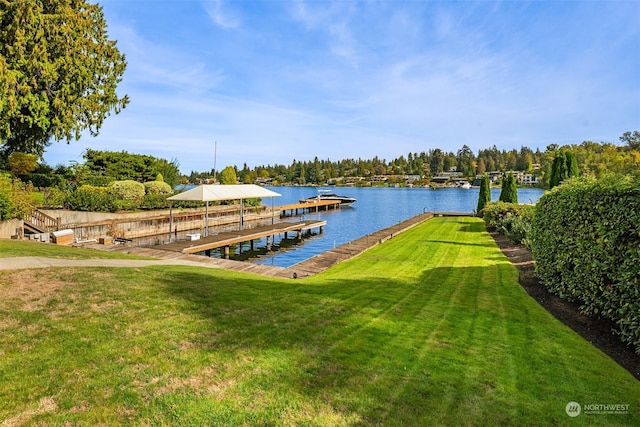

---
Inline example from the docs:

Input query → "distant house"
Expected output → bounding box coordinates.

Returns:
[431,171,463,184]
[451,178,471,187]
[519,173,539,186]
[487,171,503,183]
[344,177,363,185]
[254,177,275,186]
[371,175,388,183]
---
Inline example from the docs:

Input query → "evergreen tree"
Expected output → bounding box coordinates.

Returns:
[476,173,491,213]
[565,151,579,179]
[550,150,578,189]
[499,172,518,203]
[549,152,567,189]
[0,0,128,159]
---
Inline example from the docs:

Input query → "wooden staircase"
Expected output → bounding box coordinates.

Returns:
[24,210,61,234]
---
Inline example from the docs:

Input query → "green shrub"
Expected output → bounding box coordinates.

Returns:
[19,173,67,188]
[40,187,67,208]
[66,185,116,212]
[82,175,115,187]
[144,180,172,195]
[244,197,262,207]
[0,174,40,220]
[483,201,534,246]
[0,192,13,220]
[113,199,141,211]
[109,180,145,201]
[530,175,640,354]
[140,193,171,209]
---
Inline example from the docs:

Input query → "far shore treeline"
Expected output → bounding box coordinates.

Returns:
[0,131,638,190]
[0,131,638,218]
[189,132,640,187]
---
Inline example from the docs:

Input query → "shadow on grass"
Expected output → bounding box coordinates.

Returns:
[419,239,496,248]
[455,221,486,233]
[153,263,639,425]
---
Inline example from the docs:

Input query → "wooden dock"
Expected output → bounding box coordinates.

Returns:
[278,200,341,216]
[85,212,474,279]
[154,220,327,257]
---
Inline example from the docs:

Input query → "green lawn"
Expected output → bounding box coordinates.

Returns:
[0,239,154,259]
[0,217,638,425]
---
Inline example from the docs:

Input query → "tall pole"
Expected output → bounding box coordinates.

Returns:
[213,141,217,183]
[205,201,209,237]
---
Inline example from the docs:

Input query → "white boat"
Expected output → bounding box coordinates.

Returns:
[460,182,472,189]
[300,190,357,205]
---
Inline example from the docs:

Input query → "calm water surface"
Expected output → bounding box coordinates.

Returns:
[240,186,544,268]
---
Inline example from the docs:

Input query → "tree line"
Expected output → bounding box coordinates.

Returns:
[189,132,639,188]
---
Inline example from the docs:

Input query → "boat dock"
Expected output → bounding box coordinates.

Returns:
[82,212,473,278]
[278,200,342,216]
[154,220,327,258]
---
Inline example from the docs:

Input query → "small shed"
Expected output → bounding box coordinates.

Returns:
[167,184,281,237]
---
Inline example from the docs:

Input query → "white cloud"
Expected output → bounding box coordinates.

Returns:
[109,21,225,94]
[42,0,640,172]
[202,0,240,30]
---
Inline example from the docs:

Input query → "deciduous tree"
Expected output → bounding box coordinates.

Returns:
[7,152,38,175]
[220,165,237,185]
[620,131,640,150]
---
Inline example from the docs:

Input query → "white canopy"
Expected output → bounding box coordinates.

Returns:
[167,184,281,202]
[167,184,280,237]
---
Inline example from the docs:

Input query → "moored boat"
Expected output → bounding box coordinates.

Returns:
[300,190,357,205]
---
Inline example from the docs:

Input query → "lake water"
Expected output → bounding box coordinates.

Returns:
[219,186,543,268]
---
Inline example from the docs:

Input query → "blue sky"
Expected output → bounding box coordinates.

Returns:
[43,0,640,174]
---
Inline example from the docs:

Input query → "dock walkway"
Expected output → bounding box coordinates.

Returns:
[278,200,341,216]
[89,212,472,278]
[156,220,326,256]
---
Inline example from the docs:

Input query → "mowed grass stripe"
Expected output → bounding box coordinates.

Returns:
[0,217,638,425]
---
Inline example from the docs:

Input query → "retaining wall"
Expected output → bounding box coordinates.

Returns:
[0,219,23,239]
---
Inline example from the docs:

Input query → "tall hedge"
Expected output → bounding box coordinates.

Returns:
[66,185,116,212]
[530,175,640,353]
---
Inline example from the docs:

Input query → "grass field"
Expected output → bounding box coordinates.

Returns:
[0,239,154,260]
[0,217,638,425]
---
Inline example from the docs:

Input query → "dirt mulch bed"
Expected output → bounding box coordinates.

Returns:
[490,232,640,381]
